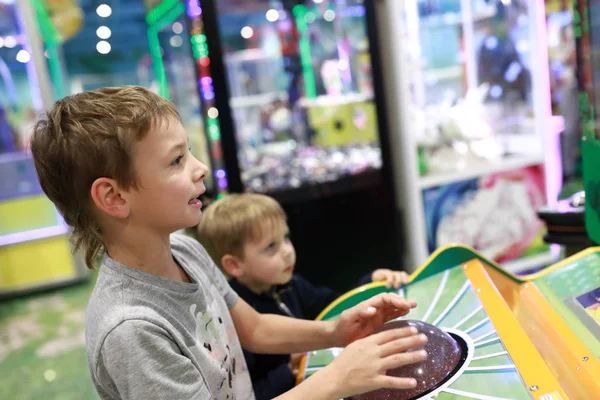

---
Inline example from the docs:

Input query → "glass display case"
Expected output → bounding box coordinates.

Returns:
[0,0,86,299]
[190,0,388,199]
[376,0,559,272]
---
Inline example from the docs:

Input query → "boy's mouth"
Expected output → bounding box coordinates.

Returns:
[188,196,202,207]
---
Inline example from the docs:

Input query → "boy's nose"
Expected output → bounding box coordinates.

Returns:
[192,157,208,182]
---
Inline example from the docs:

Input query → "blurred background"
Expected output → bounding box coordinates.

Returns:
[0,0,595,398]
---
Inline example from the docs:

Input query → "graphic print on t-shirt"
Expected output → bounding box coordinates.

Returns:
[190,303,238,398]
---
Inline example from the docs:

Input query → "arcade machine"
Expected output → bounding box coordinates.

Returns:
[0,0,86,299]
[298,244,600,399]
[296,4,600,392]
[146,0,401,291]
[374,0,563,273]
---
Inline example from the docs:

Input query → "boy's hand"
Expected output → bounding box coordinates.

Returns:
[324,326,428,398]
[288,353,304,376]
[372,269,410,289]
[332,293,417,347]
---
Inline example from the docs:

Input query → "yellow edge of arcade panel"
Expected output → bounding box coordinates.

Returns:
[316,244,600,322]
[517,282,600,399]
[462,259,568,400]
[316,280,387,321]
[0,235,76,290]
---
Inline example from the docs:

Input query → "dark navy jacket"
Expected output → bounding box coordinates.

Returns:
[230,274,371,400]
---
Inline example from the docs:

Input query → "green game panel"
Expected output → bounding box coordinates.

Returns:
[535,251,600,361]
[303,265,531,399]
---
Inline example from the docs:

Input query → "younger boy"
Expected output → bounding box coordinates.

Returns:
[197,193,410,399]
[30,86,427,400]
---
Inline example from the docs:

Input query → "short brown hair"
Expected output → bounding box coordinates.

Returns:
[30,86,180,268]
[197,193,287,268]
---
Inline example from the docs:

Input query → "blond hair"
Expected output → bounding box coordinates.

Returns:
[197,193,287,268]
[30,86,180,268]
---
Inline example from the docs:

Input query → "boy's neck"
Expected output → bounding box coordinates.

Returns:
[236,276,274,295]
[105,228,190,282]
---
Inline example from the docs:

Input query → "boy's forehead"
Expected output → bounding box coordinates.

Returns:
[251,217,288,240]
[137,119,186,150]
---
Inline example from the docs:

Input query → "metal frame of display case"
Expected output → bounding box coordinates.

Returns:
[375,0,561,272]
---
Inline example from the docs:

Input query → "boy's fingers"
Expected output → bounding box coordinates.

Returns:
[392,274,403,289]
[367,293,414,311]
[374,376,418,390]
[386,275,394,288]
[379,334,428,357]
[359,305,378,318]
[380,349,428,371]
[369,327,419,345]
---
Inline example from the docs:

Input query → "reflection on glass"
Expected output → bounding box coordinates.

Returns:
[411,0,539,176]
[0,3,38,155]
[216,0,381,193]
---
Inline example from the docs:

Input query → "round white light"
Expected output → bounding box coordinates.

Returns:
[266,9,279,22]
[96,40,111,54]
[96,4,112,18]
[207,107,219,119]
[172,22,183,34]
[4,36,16,48]
[169,35,183,47]
[240,26,254,39]
[313,0,324,3]
[96,26,111,39]
[324,10,336,22]
[16,50,31,63]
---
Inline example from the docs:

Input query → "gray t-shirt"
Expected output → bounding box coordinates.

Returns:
[86,234,255,400]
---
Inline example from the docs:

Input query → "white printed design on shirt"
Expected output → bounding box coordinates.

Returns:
[190,303,238,399]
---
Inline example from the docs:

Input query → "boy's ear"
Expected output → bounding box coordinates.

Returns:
[90,177,130,219]
[221,254,244,278]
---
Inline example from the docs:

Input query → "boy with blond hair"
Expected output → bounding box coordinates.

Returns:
[197,193,410,399]
[31,86,427,400]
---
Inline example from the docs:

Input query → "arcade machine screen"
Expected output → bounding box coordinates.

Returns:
[214,0,382,193]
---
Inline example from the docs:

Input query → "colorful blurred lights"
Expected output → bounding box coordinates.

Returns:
[187,0,202,17]
[215,170,226,179]
[324,10,336,22]
[241,26,254,39]
[16,50,30,63]
[217,178,228,189]
[207,107,219,119]
[266,9,279,22]
[96,41,111,54]
[4,36,16,48]
[170,36,183,47]
[96,26,111,40]
[172,22,183,34]
[96,4,112,18]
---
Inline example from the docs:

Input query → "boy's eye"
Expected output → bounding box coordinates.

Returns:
[284,233,290,241]
[171,155,184,166]
[265,242,277,251]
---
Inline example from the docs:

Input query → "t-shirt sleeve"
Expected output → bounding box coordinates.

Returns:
[94,319,210,400]
[173,233,239,309]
